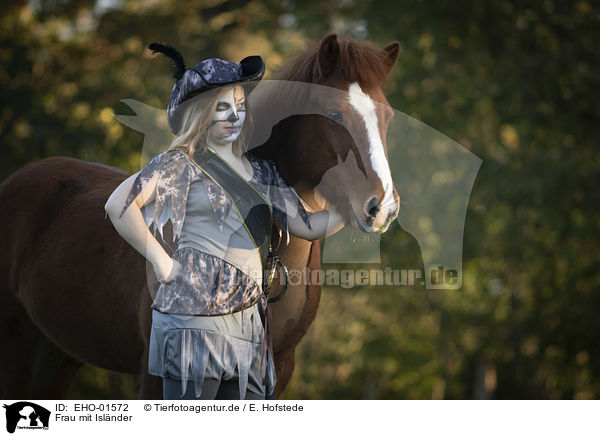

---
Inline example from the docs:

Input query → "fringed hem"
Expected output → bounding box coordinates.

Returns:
[149,312,276,399]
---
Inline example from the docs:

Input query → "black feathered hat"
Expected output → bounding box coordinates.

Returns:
[148,42,266,134]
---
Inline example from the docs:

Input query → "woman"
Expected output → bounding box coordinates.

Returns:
[104,43,346,400]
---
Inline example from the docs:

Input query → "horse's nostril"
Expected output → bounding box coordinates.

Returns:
[365,196,380,218]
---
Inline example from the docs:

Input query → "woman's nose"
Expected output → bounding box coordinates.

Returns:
[227,111,239,123]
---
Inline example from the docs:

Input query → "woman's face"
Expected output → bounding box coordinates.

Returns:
[206,85,246,145]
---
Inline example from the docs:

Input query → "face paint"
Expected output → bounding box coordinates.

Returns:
[207,86,246,145]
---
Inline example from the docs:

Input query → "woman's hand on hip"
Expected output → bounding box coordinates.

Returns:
[154,257,183,284]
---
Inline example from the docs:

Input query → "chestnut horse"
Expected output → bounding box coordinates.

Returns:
[0,33,399,399]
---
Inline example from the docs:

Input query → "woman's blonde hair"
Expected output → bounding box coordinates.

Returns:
[167,85,253,158]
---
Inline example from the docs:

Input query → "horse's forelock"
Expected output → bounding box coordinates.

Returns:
[273,36,392,89]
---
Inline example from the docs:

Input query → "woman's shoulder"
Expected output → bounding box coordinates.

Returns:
[243,151,275,184]
[139,147,185,169]
[156,146,190,163]
[118,147,199,241]
[142,147,200,178]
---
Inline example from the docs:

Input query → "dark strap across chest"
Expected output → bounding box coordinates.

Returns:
[190,148,273,272]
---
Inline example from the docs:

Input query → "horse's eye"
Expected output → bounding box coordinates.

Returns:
[327,111,343,124]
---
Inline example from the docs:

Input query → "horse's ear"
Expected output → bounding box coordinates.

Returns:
[381,41,400,71]
[317,33,341,79]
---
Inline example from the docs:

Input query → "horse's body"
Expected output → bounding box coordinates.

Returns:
[0,34,399,399]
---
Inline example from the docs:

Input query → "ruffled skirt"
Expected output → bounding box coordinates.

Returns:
[148,303,276,399]
[151,246,264,316]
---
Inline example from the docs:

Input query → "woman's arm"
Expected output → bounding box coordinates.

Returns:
[284,199,346,241]
[104,172,182,283]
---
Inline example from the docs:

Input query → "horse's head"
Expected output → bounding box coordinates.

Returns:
[265,34,401,234]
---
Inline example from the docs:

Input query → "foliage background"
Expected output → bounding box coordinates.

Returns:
[2,0,599,399]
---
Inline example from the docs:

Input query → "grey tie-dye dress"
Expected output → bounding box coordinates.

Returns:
[111,146,312,399]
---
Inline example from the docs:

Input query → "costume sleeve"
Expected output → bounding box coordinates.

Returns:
[114,149,193,244]
[266,159,313,245]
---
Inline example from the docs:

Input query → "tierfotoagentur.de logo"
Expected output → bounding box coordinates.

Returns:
[2,402,50,433]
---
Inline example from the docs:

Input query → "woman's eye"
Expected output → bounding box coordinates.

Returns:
[216,103,229,111]
[327,111,343,124]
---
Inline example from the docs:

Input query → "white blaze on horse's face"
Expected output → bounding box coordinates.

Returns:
[347,82,396,231]
[207,86,246,145]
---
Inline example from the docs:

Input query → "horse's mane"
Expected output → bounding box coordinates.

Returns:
[272,35,392,88]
